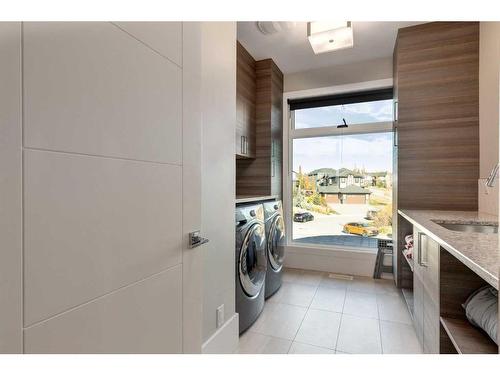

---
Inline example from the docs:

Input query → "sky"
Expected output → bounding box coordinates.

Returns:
[292,100,394,174]
[293,132,393,174]
[295,99,393,129]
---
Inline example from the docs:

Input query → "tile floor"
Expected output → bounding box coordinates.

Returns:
[237,268,421,354]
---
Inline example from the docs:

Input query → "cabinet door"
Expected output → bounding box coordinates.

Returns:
[422,235,440,354]
[236,42,255,159]
[413,228,424,350]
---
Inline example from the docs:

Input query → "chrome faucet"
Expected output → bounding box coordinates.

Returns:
[485,163,499,187]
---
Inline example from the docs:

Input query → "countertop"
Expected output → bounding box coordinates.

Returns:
[398,209,499,289]
[235,195,279,204]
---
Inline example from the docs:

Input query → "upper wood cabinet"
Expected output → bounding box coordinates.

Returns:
[394,22,479,212]
[235,41,284,198]
[236,42,256,158]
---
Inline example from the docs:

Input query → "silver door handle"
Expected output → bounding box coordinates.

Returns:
[189,231,209,249]
[417,232,427,267]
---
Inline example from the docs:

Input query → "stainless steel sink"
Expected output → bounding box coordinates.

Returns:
[433,221,498,234]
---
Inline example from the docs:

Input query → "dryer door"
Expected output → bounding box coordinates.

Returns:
[239,222,267,297]
[267,215,285,271]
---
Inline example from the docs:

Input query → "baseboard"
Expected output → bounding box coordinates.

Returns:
[201,313,239,354]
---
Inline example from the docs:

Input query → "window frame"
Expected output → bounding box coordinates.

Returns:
[282,79,395,251]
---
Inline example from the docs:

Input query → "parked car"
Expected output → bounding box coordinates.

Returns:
[294,212,314,223]
[343,222,379,237]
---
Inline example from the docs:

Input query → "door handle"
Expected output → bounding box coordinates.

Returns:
[189,231,209,249]
[417,232,427,267]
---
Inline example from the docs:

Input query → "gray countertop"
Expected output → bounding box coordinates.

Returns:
[235,195,279,204]
[398,209,499,289]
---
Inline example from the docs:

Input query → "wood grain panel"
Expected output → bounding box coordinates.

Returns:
[440,317,497,354]
[236,58,283,197]
[439,247,488,319]
[236,41,256,158]
[423,236,440,353]
[396,22,479,211]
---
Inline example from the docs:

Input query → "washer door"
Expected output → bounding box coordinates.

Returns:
[267,215,285,271]
[239,223,267,297]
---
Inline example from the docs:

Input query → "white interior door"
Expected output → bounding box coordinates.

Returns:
[1,21,203,353]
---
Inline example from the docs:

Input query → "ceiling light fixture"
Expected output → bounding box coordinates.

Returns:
[256,21,297,35]
[307,21,354,54]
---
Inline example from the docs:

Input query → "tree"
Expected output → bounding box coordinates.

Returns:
[296,166,314,191]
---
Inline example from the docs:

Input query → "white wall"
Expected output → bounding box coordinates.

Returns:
[200,22,238,352]
[284,57,393,93]
[0,21,204,353]
[478,22,500,216]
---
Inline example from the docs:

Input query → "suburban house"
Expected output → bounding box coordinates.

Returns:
[308,168,372,204]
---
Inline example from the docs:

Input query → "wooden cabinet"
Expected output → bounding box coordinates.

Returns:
[236,41,256,158]
[236,56,283,198]
[393,22,480,289]
[413,227,440,353]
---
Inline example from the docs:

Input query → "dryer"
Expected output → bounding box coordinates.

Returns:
[263,200,285,299]
[235,203,267,334]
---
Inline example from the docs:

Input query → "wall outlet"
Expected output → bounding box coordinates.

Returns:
[216,304,225,328]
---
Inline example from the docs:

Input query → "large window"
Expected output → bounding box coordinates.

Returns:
[288,89,394,252]
[294,99,394,129]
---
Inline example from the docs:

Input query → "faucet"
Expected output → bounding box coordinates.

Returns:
[485,163,499,187]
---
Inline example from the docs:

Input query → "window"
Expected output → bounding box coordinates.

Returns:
[287,88,394,252]
[294,99,394,129]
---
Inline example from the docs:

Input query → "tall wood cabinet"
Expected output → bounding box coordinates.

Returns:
[393,22,480,353]
[393,22,480,287]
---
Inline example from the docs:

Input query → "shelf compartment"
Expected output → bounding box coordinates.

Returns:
[440,316,498,354]
[401,250,414,272]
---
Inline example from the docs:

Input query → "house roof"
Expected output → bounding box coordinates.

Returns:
[317,184,372,195]
[309,167,363,178]
[308,168,336,176]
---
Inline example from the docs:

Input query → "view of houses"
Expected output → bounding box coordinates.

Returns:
[307,167,392,204]
[293,166,393,245]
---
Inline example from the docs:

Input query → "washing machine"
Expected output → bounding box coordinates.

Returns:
[263,200,286,299]
[235,203,267,334]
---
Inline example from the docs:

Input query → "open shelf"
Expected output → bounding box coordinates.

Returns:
[401,250,414,272]
[440,316,498,354]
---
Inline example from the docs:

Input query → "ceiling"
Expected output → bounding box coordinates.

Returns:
[237,22,423,74]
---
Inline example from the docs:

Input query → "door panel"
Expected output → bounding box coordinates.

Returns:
[23,22,182,164]
[0,22,23,353]
[24,149,183,325]
[114,22,182,66]
[423,236,440,353]
[413,228,424,350]
[24,266,183,353]
[181,22,203,353]
[19,22,204,353]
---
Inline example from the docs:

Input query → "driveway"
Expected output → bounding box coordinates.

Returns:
[292,203,390,244]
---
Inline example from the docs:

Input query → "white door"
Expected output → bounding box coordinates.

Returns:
[1,22,203,353]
